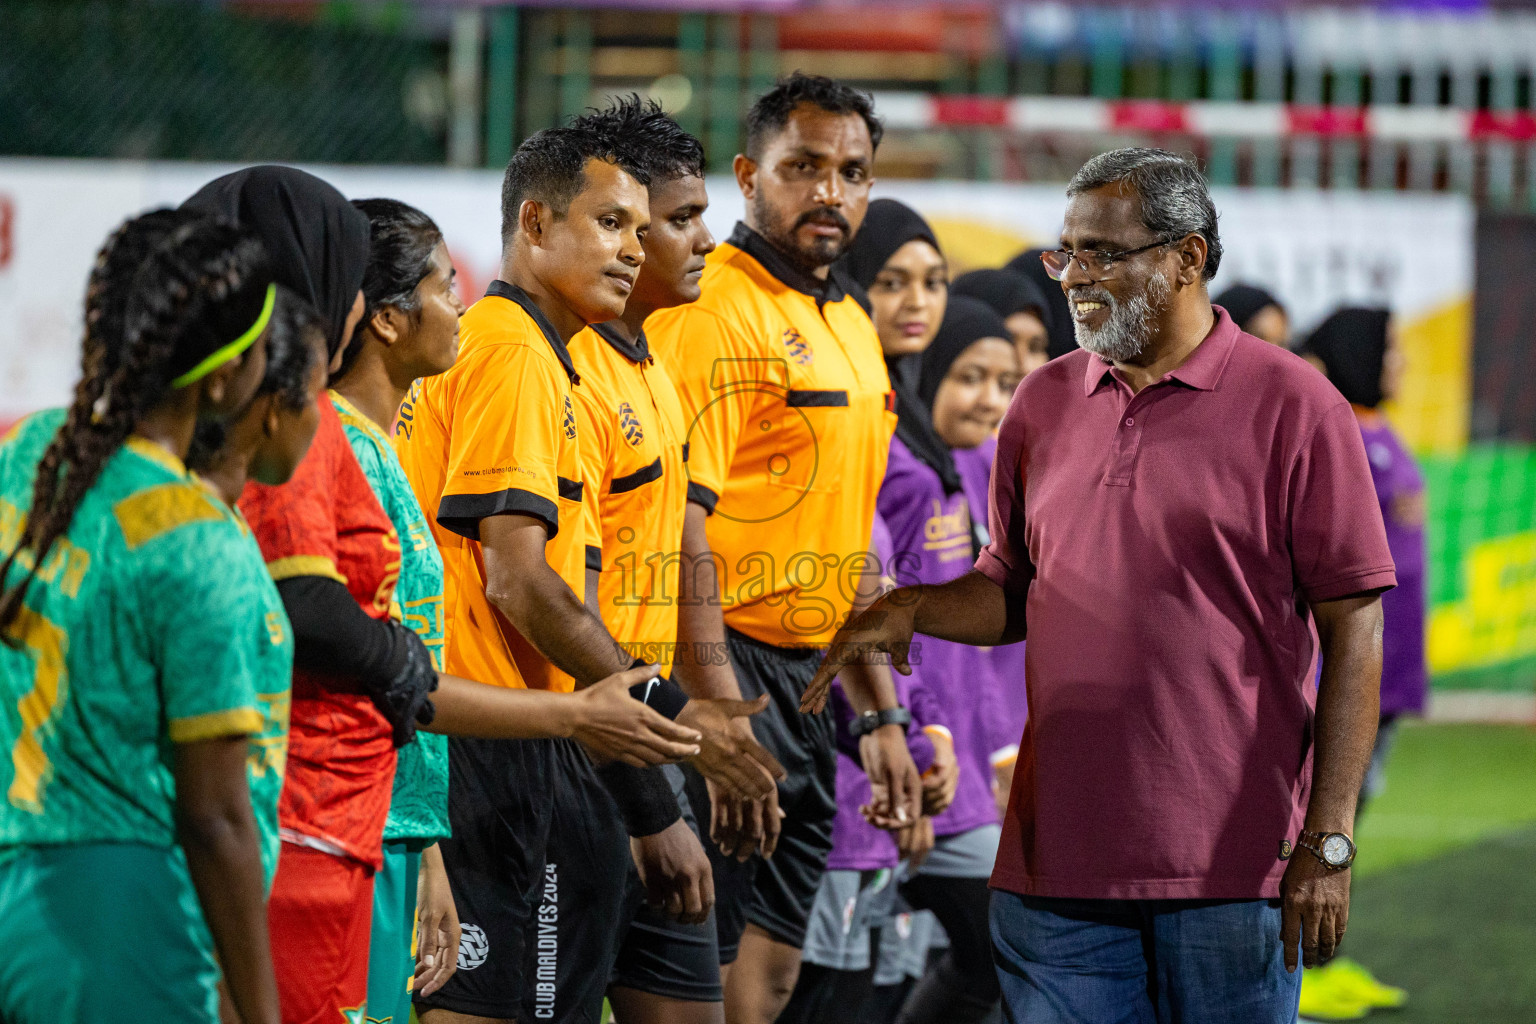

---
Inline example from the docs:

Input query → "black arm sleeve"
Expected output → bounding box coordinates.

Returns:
[595,763,683,838]
[275,575,411,684]
[276,575,438,746]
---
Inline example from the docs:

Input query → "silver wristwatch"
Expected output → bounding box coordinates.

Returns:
[1297,830,1356,870]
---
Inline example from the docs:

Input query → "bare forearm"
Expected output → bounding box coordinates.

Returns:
[839,660,900,715]
[1307,595,1384,833]
[672,503,743,700]
[908,571,1017,646]
[427,674,579,739]
[489,572,629,686]
[176,750,279,1024]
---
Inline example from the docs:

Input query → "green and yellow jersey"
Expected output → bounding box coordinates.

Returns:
[332,391,450,845]
[0,410,292,883]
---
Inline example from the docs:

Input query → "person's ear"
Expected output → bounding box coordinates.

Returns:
[519,200,548,246]
[200,356,242,406]
[733,153,758,201]
[368,306,408,349]
[1177,235,1208,287]
[262,396,282,438]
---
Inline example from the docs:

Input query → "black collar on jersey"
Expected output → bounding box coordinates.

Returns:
[485,279,580,385]
[592,320,650,364]
[728,222,855,307]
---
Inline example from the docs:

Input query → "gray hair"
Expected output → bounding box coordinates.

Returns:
[1066,148,1222,282]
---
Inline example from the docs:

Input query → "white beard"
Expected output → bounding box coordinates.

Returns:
[1072,271,1171,362]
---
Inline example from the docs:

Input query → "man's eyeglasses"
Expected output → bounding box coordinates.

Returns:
[1040,238,1173,282]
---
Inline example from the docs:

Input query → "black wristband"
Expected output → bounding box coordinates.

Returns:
[595,762,683,838]
[627,674,690,721]
[849,706,913,739]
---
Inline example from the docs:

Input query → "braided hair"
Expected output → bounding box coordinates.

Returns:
[0,213,273,634]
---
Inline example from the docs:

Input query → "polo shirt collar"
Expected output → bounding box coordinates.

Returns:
[592,320,649,364]
[1082,304,1239,397]
[728,222,852,305]
[485,279,579,384]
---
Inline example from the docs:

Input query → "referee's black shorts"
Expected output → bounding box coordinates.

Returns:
[609,764,724,1003]
[415,736,630,1024]
[682,627,837,963]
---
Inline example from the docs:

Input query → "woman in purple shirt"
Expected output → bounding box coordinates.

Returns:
[1302,308,1427,780]
[1298,307,1423,1013]
[946,268,1055,818]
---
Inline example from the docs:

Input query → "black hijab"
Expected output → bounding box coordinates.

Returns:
[841,198,940,292]
[950,268,1051,332]
[182,165,371,360]
[1007,249,1076,360]
[839,199,962,495]
[1213,284,1283,333]
[918,296,1010,560]
[917,295,1012,411]
[1301,307,1391,408]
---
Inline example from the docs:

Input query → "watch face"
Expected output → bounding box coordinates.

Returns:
[1321,834,1352,866]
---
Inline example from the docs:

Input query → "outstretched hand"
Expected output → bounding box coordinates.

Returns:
[571,664,703,767]
[801,592,921,715]
[678,695,786,801]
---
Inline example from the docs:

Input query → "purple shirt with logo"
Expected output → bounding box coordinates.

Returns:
[955,438,1029,761]
[878,436,1000,838]
[1358,412,1428,716]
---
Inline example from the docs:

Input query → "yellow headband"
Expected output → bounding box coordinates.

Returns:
[171,282,277,389]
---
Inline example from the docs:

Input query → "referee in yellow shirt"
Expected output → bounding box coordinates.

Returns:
[398,118,775,1024]
[569,99,766,1024]
[647,73,922,1024]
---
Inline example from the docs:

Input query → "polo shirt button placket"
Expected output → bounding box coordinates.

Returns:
[1106,402,1145,488]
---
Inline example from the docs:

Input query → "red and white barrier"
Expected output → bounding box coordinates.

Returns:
[872,92,1536,143]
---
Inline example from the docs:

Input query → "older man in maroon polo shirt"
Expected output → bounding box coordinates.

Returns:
[807,148,1394,1024]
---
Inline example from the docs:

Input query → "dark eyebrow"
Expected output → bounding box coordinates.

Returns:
[784,145,830,162]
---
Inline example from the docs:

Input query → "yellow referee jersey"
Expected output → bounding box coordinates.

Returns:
[570,323,689,673]
[646,223,896,648]
[395,281,585,692]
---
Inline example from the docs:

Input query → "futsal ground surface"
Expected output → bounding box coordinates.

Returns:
[554,721,1536,1024]
[1340,721,1536,1023]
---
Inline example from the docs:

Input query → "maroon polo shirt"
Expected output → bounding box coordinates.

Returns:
[975,306,1395,900]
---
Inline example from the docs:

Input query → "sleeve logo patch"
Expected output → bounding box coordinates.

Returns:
[618,402,645,446]
[1279,839,1293,860]
[782,328,813,366]
[563,394,577,440]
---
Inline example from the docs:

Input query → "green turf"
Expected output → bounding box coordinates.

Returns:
[1352,722,1536,877]
[1342,827,1536,1023]
[1335,723,1536,1023]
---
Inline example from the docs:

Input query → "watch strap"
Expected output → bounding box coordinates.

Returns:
[1297,830,1355,869]
[850,706,912,738]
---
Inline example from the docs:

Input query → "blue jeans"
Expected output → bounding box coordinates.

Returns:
[990,891,1301,1024]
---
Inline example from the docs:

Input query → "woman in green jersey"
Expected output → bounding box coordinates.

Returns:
[334,197,465,1018]
[0,212,305,1024]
